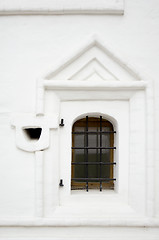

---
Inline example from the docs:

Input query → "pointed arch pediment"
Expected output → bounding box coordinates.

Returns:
[69,58,119,81]
[44,37,142,82]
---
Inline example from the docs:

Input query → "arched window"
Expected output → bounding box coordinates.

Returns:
[71,116,116,191]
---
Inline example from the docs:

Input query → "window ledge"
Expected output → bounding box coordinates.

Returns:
[0,0,124,15]
[0,217,159,227]
[44,80,147,90]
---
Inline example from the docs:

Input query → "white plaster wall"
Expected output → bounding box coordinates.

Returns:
[0,0,159,112]
[0,0,159,238]
[0,114,35,217]
[1,226,159,240]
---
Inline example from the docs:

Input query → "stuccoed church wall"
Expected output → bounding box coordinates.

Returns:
[0,0,159,239]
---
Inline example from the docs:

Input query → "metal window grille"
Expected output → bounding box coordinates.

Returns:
[71,116,116,191]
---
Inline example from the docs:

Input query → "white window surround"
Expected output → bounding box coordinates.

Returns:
[44,88,145,217]
[0,0,124,15]
[9,36,157,227]
[59,101,128,202]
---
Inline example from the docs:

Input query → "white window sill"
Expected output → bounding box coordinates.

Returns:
[0,216,159,227]
[71,189,115,195]
[60,190,129,213]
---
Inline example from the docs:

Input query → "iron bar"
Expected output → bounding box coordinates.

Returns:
[72,131,116,134]
[72,178,116,182]
[72,147,116,149]
[96,127,99,184]
[72,162,116,165]
[86,116,88,192]
[100,116,102,191]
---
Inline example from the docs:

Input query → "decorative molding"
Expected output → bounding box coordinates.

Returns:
[36,36,149,115]
[0,217,159,227]
[44,37,143,82]
[69,58,119,81]
[0,0,124,15]
[43,80,147,90]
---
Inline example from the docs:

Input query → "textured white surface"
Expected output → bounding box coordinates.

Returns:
[0,0,124,15]
[0,226,159,240]
[0,0,159,238]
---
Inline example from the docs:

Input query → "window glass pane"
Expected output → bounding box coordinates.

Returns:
[74,134,85,148]
[88,165,99,179]
[102,165,110,178]
[73,149,85,163]
[102,149,111,162]
[102,134,110,148]
[74,165,85,179]
[73,149,85,180]
[88,149,99,179]
[88,133,98,148]
[74,126,85,132]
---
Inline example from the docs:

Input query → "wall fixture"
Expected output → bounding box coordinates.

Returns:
[59,179,64,187]
[59,119,64,127]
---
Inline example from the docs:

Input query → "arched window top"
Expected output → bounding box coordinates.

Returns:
[71,116,116,191]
